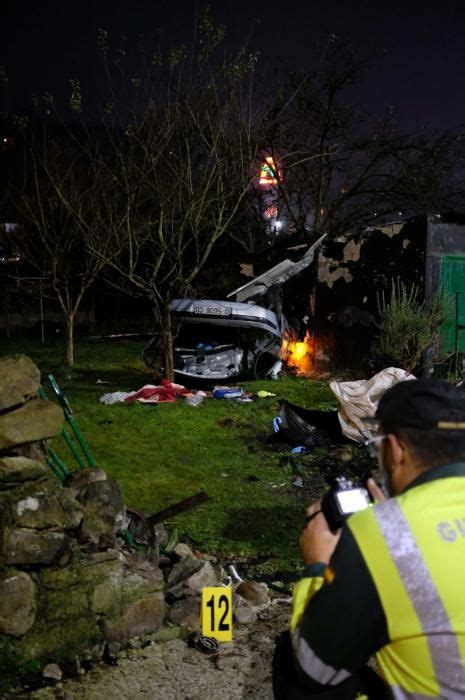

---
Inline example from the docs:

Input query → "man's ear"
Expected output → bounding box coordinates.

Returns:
[386,433,404,471]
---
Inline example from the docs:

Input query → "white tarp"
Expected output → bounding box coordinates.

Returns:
[330,367,416,442]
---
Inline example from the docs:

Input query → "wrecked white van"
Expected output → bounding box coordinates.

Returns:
[143,235,325,381]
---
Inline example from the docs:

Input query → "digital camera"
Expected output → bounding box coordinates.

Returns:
[321,476,371,532]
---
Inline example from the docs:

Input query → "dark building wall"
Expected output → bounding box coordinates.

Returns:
[313,217,427,370]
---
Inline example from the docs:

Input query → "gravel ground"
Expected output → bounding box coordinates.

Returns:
[24,600,291,700]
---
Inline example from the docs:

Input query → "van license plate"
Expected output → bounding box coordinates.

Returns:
[194,305,232,317]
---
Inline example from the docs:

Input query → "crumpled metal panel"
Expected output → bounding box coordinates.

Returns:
[174,345,244,379]
[227,234,326,303]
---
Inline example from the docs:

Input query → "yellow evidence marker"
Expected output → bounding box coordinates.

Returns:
[201,586,233,642]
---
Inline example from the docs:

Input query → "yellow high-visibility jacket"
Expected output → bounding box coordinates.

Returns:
[291,462,465,697]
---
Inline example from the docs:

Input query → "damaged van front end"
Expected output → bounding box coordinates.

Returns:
[142,234,325,381]
[169,299,290,380]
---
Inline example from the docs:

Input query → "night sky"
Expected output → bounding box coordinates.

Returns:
[1,0,464,131]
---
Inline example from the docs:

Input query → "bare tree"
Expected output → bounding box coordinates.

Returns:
[7,127,115,365]
[79,14,270,378]
[252,42,464,241]
[3,10,278,375]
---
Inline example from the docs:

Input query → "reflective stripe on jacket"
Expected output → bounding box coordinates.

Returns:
[349,475,465,698]
[290,575,353,686]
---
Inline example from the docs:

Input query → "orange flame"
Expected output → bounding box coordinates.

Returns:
[285,331,315,376]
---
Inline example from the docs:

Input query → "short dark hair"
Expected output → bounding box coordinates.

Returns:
[390,426,465,469]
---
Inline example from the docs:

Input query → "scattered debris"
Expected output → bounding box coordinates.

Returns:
[100,381,207,405]
[278,400,343,449]
[266,360,283,380]
[330,367,415,441]
[187,632,219,655]
[291,445,307,454]
[125,492,209,565]
[126,381,189,404]
[185,394,204,407]
[42,663,63,681]
[272,368,415,451]
[100,391,133,405]
[213,386,243,400]
[148,491,210,526]
[228,564,243,584]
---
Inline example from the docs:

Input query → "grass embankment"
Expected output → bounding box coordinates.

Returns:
[1,337,350,574]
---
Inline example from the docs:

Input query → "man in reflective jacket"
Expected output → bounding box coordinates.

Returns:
[275,378,465,698]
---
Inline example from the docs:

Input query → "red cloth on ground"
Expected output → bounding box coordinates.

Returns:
[125,380,189,403]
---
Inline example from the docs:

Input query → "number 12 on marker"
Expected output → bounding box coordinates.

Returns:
[201,587,233,641]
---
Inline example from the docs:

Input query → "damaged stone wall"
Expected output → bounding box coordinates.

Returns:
[313,217,427,370]
[0,355,165,684]
[0,354,275,693]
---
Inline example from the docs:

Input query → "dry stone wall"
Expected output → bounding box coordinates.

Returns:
[0,355,165,684]
[0,354,274,694]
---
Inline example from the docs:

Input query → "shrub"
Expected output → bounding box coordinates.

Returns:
[375,280,450,373]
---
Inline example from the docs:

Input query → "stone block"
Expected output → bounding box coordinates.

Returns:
[41,586,89,622]
[236,581,269,606]
[60,488,85,529]
[89,576,123,615]
[0,456,48,484]
[101,592,165,642]
[151,625,185,642]
[121,553,164,604]
[233,601,257,625]
[9,483,83,531]
[79,480,125,546]
[64,468,108,498]
[0,355,40,411]
[2,527,65,565]
[90,552,163,615]
[167,555,203,587]
[42,663,62,681]
[15,615,102,661]
[0,569,37,636]
[40,549,123,590]
[165,582,184,599]
[184,561,218,595]
[173,543,193,559]
[156,523,168,549]
[166,597,200,629]
[11,442,47,462]
[0,400,64,450]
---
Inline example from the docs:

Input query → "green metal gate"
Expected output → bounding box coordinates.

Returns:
[440,255,465,353]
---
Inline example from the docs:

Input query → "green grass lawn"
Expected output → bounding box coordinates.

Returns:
[1,336,356,575]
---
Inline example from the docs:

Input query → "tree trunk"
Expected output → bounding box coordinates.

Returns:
[162,303,174,382]
[65,314,75,367]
